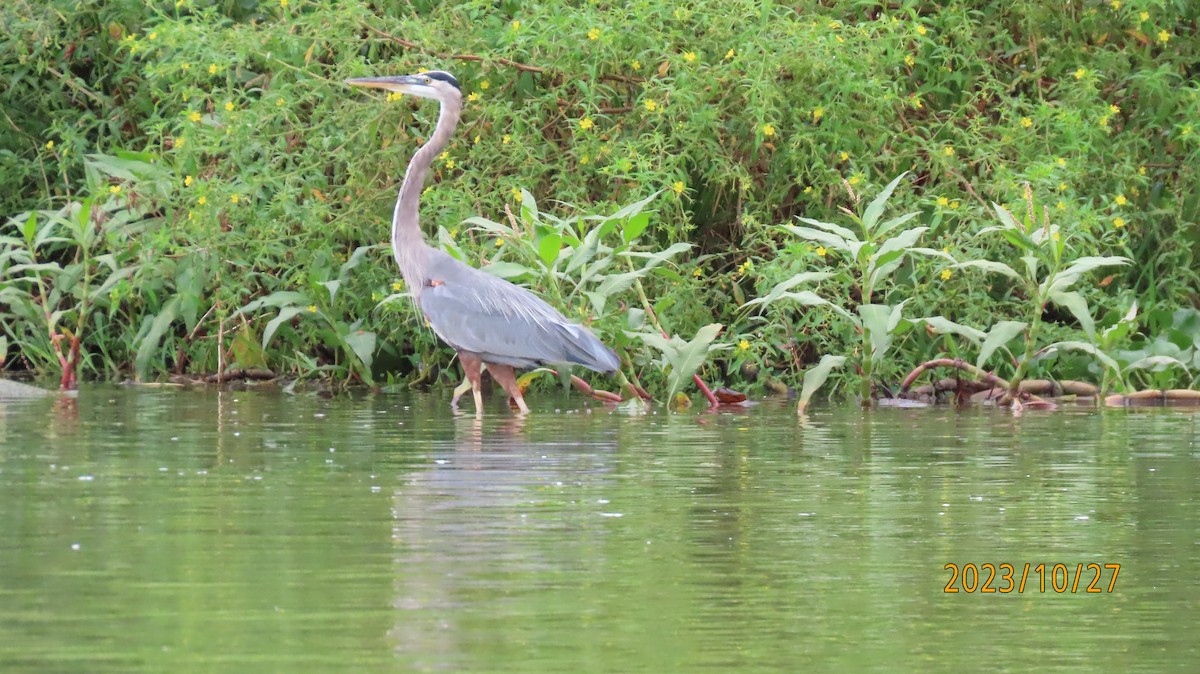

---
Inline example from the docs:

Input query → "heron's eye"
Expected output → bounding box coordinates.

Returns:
[423,76,432,84]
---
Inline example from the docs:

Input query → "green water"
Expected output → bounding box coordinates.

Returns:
[1,387,1197,672]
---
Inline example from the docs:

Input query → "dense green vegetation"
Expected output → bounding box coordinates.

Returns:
[2,0,1198,402]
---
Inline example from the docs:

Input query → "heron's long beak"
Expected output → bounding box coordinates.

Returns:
[345,75,423,93]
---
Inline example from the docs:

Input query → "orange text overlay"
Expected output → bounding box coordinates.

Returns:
[944,563,1120,594]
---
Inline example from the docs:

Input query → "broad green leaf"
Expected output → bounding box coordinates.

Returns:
[795,216,857,242]
[740,272,833,309]
[237,291,310,316]
[622,212,650,243]
[1021,256,1039,281]
[263,306,306,348]
[867,226,928,285]
[344,329,377,373]
[952,260,1022,282]
[1041,256,1130,295]
[338,245,378,280]
[436,226,466,261]
[481,261,536,280]
[566,224,604,274]
[976,321,1027,369]
[1048,290,1096,339]
[874,211,921,237]
[861,172,908,233]
[519,188,539,226]
[622,242,692,269]
[915,316,986,343]
[857,303,904,362]
[780,224,850,251]
[584,291,607,315]
[591,190,661,223]
[134,297,180,380]
[991,202,1023,231]
[1044,340,1121,374]
[537,232,562,267]
[628,323,724,404]
[320,280,341,303]
[798,354,847,413]
[461,216,513,235]
[1124,355,1188,372]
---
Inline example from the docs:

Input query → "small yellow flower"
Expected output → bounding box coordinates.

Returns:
[181,63,190,71]
[738,339,751,351]
[467,92,480,102]
[1113,217,1126,228]
[445,159,456,170]
[175,137,186,148]
[683,51,696,63]
[940,269,953,281]
[1020,116,1033,128]
[672,181,685,194]
[580,155,589,165]
[45,140,54,150]
[1157,30,1170,44]
[910,96,924,110]
[392,282,403,292]
[1074,67,1086,79]
[1109,104,1121,114]
[1052,231,1061,241]
[950,200,960,209]
[848,175,861,186]
[1114,194,1127,206]
[224,101,234,112]
[197,196,207,205]
[306,305,317,313]
[208,63,218,75]
[230,194,239,204]
[943,145,955,156]
[1110,0,1119,8]
[1099,115,1110,128]
[916,24,927,35]
[936,196,949,207]
[816,246,827,257]
[371,292,379,302]
[587,28,601,41]
[439,151,449,160]
[276,97,285,106]
[502,134,512,144]
[109,185,121,195]
[510,187,521,199]
[280,0,288,7]
[1058,182,1068,191]
[631,59,641,70]
[188,111,202,122]
[839,151,849,161]
[812,107,824,122]
[761,123,775,137]
[738,260,753,274]
[579,117,594,131]
[386,92,401,102]
[149,31,158,40]
[904,54,915,66]
[1131,187,1140,196]
[1056,157,1067,167]
[724,49,735,60]
[644,99,658,112]
[480,80,490,90]
[473,135,480,144]
[494,238,503,247]
[1056,200,1066,210]
[184,175,194,187]
[803,185,813,194]
[1139,11,1149,22]
[511,20,520,31]
[1138,165,1146,175]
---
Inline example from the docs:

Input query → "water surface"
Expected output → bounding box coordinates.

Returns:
[1,387,1197,672]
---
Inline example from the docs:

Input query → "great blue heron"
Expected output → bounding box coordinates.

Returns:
[346,70,620,414]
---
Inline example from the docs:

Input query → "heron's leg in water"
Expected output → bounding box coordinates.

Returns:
[457,352,485,414]
[450,363,487,408]
[487,363,530,414]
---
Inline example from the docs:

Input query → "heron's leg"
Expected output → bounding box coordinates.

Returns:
[487,364,530,414]
[450,363,487,408]
[458,352,484,416]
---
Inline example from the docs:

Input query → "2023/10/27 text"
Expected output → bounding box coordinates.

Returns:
[944,563,1120,594]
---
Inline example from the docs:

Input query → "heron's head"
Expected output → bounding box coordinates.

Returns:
[345,70,461,104]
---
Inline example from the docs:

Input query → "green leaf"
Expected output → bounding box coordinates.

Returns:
[622,242,692,269]
[344,330,377,373]
[481,261,537,281]
[857,302,905,363]
[622,212,650,243]
[237,291,310,316]
[628,323,724,404]
[781,224,850,251]
[1048,290,1096,339]
[263,306,306,348]
[537,232,562,266]
[134,297,180,381]
[1124,355,1188,372]
[596,190,661,223]
[461,216,513,235]
[1044,341,1121,375]
[519,188,539,226]
[952,260,1023,282]
[862,172,908,233]
[320,280,341,303]
[914,316,986,344]
[798,354,846,413]
[976,321,1027,369]
[794,217,857,242]
[874,211,921,238]
[1041,256,1130,295]
[338,245,378,281]
[740,272,833,309]
[867,226,928,285]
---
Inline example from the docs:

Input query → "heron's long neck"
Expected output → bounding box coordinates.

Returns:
[391,100,460,278]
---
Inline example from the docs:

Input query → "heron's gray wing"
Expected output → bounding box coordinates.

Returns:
[418,254,619,372]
